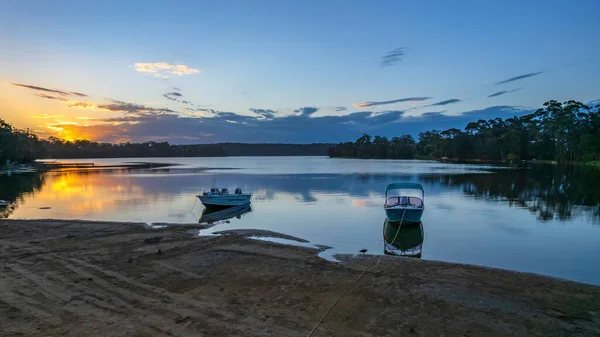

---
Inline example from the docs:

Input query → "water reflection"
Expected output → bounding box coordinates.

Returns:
[421,164,600,222]
[0,172,45,218]
[199,204,253,224]
[2,159,600,283]
[4,165,600,223]
[383,219,424,258]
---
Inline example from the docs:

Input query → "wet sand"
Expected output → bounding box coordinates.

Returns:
[0,219,599,337]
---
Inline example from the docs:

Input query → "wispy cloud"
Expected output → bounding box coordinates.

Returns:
[495,72,543,85]
[424,99,462,107]
[163,92,183,101]
[335,106,347,112]
[35,94,65,100]
[380,47,406,67]
[488,87,522,98]
[353,97,431,109]
[249,108,276,119]
[11,83,88,97]
[99,100,175,115]
[294,107,319,116]
[161,90,208,109]
[62,101,100,110]
[62,99,175,115]
[133,62,200,78]
[29,114,68,119]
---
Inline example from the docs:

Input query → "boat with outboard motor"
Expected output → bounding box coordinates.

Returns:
[197,187,252,207]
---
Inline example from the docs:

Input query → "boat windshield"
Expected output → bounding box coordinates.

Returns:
[385,197,423,208]
[386,188,423,199]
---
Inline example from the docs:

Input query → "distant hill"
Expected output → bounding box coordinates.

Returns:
[37,138,333,159]
[219,143,332,156]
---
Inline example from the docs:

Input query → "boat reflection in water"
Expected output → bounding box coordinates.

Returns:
[383,219,424,258]
[199,203,253,224]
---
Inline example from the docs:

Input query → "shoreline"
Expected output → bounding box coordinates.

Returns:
[1,219,598,336]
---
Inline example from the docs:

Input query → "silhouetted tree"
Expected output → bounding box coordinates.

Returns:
[329,100,600,163]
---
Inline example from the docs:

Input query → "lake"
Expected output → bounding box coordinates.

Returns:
[2,157,600,284]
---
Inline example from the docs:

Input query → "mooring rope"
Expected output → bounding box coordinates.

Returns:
[306,208,407,337]
[187,197,199,221]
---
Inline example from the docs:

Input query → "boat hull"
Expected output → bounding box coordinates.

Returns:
[384,207,423,224]
[198,194,251,207]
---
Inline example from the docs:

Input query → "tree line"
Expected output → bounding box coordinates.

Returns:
[1,118,332,162]
[328,100,600,162]
[0,119,46,164]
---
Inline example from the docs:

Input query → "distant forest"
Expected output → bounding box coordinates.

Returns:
[3,99,600,163]
[329,100,600,163]
[0,120,331,162]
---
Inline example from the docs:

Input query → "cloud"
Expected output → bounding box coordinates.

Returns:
[63,101,100,110]
[380,47,406,67]
[161,91,208,108]
[495,72,543,85]
[335,106,347,112]
[11,83,87,97]
[29,114,68,119]
[133,62,200,78]
[99,100,175,115]
[163,92,183,101]
[35,93,65,100]
[294,107,319,116]
[424,99,462,107]
[51,102,541,145]
[488,87,522,98]
[62,99,175,115]
[353,97,431,109]
[418,111,447,118]
[173,87,181,91]
[56,105,536,144]
[249,108,276,119]
[460,90,469,94]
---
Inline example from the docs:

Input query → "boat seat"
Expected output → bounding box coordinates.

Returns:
[386,197,423,208]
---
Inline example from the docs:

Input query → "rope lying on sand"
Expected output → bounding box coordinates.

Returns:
[306,209,407,337]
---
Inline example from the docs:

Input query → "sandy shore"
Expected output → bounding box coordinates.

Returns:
[1,219,599,336]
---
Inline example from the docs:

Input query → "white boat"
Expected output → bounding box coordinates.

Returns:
[197,188,251,207]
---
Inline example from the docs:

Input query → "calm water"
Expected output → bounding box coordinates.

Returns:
[2,157,600,284]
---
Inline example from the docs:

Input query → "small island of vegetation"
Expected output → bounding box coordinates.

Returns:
[328,100,600,164]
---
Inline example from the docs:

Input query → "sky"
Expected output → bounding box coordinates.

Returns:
[1,0,599,143]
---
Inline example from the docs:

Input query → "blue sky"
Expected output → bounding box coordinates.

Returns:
[1,0,599,143]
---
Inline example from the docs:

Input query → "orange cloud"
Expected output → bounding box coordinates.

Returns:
[352,97,431,109]
[62,100,106,111]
